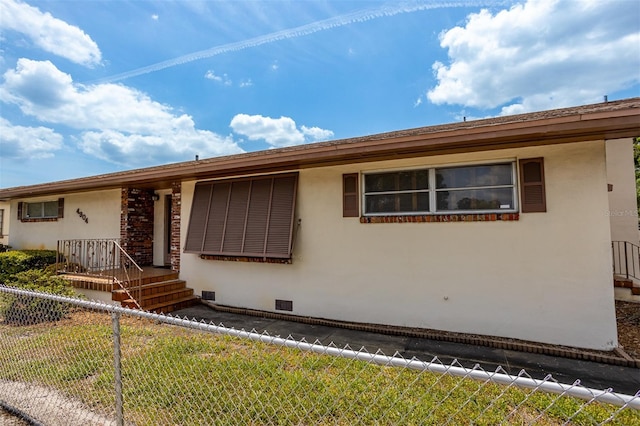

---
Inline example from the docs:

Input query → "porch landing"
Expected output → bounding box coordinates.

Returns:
[614,276,640,303]
[61,267,200,313]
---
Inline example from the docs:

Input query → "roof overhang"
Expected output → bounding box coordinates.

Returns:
[2,98,639,200]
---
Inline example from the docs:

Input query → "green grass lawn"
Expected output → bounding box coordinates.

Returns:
[0,308,638,425]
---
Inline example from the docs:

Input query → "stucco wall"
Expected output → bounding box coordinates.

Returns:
[8,189,121,250]
[179,140,618,350]
[606,138,639,244]
[0,201,9,246]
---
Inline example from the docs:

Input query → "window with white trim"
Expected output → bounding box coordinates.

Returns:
[0,209,4,237]
[364,169,430,214]
[363,162,517,215]
[18,198,64,220]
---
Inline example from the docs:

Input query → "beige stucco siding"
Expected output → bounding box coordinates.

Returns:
[0,201,9,246]
[606,138,639,244]
[9,189,121,250]
[180,140,618,350]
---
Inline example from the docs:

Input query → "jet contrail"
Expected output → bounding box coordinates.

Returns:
[91,1,506,84]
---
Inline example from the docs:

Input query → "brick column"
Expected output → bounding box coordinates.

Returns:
[120,187,155,266]
[170,181,181,272]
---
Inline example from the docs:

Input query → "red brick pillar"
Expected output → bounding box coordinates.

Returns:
[120,187,155,266]
[170,182,181,272]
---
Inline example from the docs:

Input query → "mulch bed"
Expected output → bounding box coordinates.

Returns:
[616,301,640,360]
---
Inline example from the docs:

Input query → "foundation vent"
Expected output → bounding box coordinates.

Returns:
[275,299,293,311]
[202,291,215,301]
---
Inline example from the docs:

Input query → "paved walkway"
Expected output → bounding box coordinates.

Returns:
[172,304,640,396]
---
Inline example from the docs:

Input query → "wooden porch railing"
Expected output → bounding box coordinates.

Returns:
[57,239,142,308]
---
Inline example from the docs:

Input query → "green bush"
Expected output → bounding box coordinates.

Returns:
[0,249,58,282]
[1,269,81,325]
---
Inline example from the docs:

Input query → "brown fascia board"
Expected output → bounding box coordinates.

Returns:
[1,99,639,200]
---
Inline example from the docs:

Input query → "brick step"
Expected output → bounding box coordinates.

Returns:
[138,287,195,308]
[124,295,200,314]
[121,286,193,308]
[140,272,179,285]
[112,279,187,301]
[614,277,634,288]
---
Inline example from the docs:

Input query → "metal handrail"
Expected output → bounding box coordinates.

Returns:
[112,240,143,308]
[57,239,143,308]
[611,240,640,282]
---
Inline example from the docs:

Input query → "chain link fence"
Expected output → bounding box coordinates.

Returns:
[0,286,638,425]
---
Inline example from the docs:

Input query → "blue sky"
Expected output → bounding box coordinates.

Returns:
[1,0,639,188]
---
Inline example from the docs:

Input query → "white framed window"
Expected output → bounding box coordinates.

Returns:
[363,162,517,216]
[24,201,58,219]
[19,198,64,220]
[0,209,4,237]
[364,169,430,214]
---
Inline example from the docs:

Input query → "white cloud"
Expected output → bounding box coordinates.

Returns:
[230,114,333,148]
[427,0,640,114]
[239,79,253,88]
[204,70,232,86]
[0,59,243,166]
[151,14,159,21]
[0,0,101,67]
[301,125,334,141]
[0,117,63,160]
[78,128,239,166]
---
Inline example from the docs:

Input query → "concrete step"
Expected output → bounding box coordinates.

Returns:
[614,287,640,303]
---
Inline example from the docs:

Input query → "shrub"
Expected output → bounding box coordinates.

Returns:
[0,250,58,282]
[1,270,81,325]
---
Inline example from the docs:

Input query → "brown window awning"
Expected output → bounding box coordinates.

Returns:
[185,173,298,259]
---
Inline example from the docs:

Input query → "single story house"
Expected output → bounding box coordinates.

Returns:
[1,98,639,351]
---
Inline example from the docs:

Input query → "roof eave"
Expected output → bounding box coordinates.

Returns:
[1,104,638,201]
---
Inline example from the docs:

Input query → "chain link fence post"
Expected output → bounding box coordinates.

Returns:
[111,312,124,426]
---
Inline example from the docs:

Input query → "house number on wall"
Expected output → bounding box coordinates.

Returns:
[76,208,89,224]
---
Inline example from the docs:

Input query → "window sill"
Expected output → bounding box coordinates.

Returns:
[200,254,292,264]
[360,213,519,223]
[20,218,59,223]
